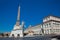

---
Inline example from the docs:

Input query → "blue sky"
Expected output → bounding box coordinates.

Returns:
[0,0,60,33]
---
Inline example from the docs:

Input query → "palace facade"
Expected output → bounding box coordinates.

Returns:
[24,15,60,36]
[43,16,60,34]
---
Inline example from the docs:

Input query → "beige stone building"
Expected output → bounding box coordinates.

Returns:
[24,24,43,36]
[0,32,10,37]
[43,15,60,35]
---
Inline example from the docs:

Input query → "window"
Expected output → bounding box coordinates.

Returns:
[48,23,50,26]
[17,34,20,37]
[47,24,48,27]
[6,34,8,36]
[12,34,14,37]
[45,24,46,28]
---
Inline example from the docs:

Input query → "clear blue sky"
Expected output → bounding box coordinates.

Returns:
[0,0,60,33]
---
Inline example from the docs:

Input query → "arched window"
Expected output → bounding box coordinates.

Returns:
[6,34,8,36]
[12,34,14,37]
[17,34,20,37]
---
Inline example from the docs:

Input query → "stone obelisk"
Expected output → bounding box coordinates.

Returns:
[9,5,24,37]
[16,5,20,26]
